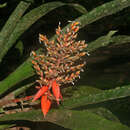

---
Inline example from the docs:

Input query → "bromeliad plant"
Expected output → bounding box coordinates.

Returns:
[1,0,130,129]
[31,21,87,116]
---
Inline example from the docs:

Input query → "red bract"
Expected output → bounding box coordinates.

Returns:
[41,95,51,117]
[32,81,62,117]
[52,80,61,104]
[32,86,49,102]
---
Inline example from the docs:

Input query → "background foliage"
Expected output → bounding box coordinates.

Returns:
[0,0,130,129]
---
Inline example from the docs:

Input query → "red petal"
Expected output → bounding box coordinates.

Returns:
[32,86,48,102]
[41,95,51,117]
[52,80,61,104]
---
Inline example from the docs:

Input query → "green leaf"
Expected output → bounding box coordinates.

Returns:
[52,0,130,40]
[0,59,34,95]
[69,3,88,14]
[0,2,66,62]
[0,1,31,62]
[15,40,24,56]
[110,35,130,45]
[0,109,129,130]
[87,30,117,52]
[56,110,129,130]
[62,85,130,109]
[14,82,34,97]
[77,0,130,29]
[0,3,7,8]
[85,34,130,52]
[87,107,120,122]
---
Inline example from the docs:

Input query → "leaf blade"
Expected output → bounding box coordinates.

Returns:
[62,85,130,109]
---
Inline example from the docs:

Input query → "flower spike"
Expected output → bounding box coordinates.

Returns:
[32,21,87,117]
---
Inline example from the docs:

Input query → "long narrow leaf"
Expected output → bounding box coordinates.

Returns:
[68,3,88,14]
[86,30,117,52]
[51,0,130,40]
[0,1,31,62]
[0,2,66,62]
[110,35,130,45]
[87,34,130,52]
[0,59,34,95]
[78,0,130,28]
[0,3,7,8]
[62,85,130,109]
[0,109,129,130]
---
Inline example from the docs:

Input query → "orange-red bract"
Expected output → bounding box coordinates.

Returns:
[41,95,52,117]
[32,86,48,102]
[52,80,61,104]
